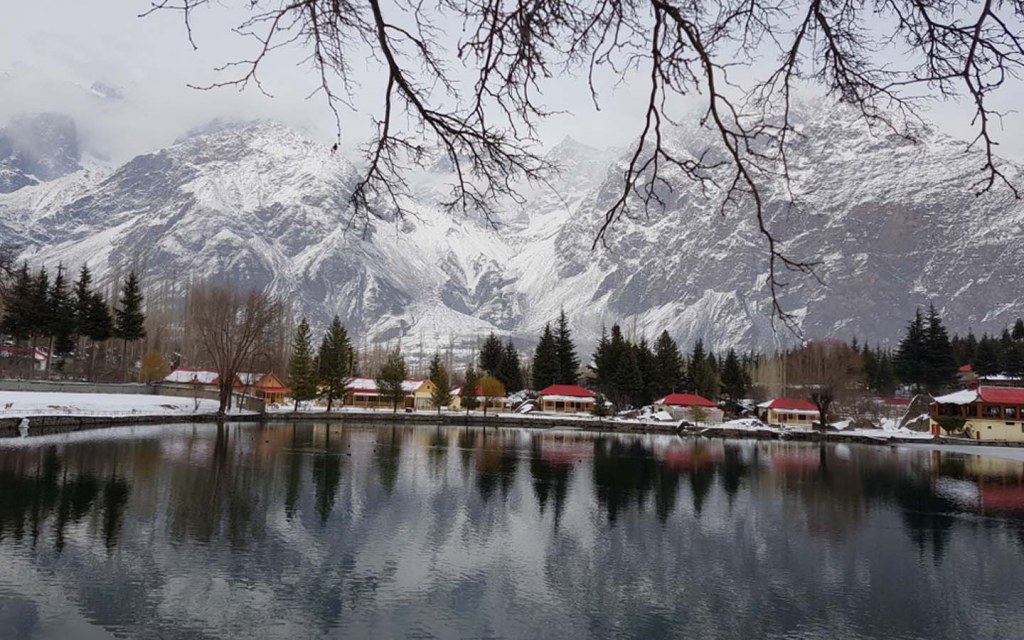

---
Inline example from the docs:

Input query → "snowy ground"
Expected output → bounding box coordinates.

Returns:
[0,391,222,417]
[697,418,937,441]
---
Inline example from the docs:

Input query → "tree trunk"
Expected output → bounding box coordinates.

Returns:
[218,381,231,414]
[46,335,55,378]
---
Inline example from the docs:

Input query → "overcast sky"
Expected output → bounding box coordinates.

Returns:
[3,1,1023,165]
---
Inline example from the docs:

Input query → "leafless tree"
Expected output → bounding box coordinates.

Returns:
[786,340,863,429]
[147,0,1024,325]
[185,281,285,414]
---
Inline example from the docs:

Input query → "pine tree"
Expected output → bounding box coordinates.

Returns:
[72,265,92,336]
[0,263,33,342]
[720,348,747,401]
[614,338,642,409]
[592,325,614,395]
[1014,319,1024,341]
[974,335,1001,376]
[462,365,480,413]
[318,316,354,411]
[498,339,523,392]
[594,324,632,409]
[113,271,146,341]
[113,271,146,380]
[634,337,656,406]
[85,292,113,342]
[873,349,898,395]
[895,309,926,390]
[47,265,75,359]
[479,332,504,377]
[376,349,408,412]
[922,304,957,393]
[688,340,718,399]
[652,330,685,398]
[428,353,452,413]
[531,323,559,390]
[554,309,579,384]
[288,318,318,411]
[30,266,49,343]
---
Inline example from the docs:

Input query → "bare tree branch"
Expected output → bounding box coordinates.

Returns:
[147,0,1024,327]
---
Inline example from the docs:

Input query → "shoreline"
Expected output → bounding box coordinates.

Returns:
[3,408,1023,450]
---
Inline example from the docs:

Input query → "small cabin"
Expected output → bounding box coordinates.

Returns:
[757,398,819,427]
[654,393,723,423]
[537,385,596,413]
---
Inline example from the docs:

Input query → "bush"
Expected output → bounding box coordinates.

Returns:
[934,415,966,435]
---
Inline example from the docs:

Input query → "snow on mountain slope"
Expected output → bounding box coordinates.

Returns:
[11,121,518,353]
[540,102,1024,351]
[4,102,1024,357]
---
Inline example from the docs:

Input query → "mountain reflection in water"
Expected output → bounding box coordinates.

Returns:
[1,422,1023,639]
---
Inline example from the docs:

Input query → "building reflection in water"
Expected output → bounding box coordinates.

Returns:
[2,424,1024,638]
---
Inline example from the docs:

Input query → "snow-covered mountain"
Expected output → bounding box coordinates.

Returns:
[2,102,1023,356]
[0,113,82,193]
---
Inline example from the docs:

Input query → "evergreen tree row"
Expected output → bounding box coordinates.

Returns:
[951,319,1024,378]
[531,309,580,389]
[0,264,145,374]
[287,315,357,411]
[479,332,524,392]
[589,324,754,410]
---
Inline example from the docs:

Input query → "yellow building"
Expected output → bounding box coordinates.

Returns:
[932,386,1024,441]
[449,385,509,412]
[343,377,438,411]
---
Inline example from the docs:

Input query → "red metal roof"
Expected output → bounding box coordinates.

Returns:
[658,393,717,407]
[978,386,1024,404]
[538,384,596,398]
[764,398,817,411]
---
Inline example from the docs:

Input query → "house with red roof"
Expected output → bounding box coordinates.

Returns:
[757,398,819,427]
[0,346,48,372]
[654,393,724,423]
[537,384,596,413]
[163,367,226,387]
[932,386,1024,441]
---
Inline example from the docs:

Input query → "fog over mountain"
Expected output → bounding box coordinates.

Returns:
[1,99,1023,358]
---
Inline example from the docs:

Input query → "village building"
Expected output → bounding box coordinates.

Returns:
[957,364,1024,388]
[931,386,1024,441]
[342,377,438,411]
[237,372,291,405]
[757,398,819,427]
[163,367,224,388]
[654,393,724,423]
[448,386,509,412]
[537,384,596,413]
[0,345,48,372]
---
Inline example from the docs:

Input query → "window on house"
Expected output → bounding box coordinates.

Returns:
[1005,406,1017,419]
[984,405,1000,417]
[966,405,978,417]
[555,401,564,410]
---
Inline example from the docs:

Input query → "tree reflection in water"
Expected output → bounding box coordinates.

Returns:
[0,446,130,552]
[1,425,1024,639]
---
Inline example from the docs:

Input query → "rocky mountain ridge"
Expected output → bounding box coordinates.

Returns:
[1,104,1022,358]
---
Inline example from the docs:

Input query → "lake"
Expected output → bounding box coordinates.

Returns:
[1,422,1023,639]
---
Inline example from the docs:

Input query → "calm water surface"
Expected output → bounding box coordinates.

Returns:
[1,422,1023,639]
